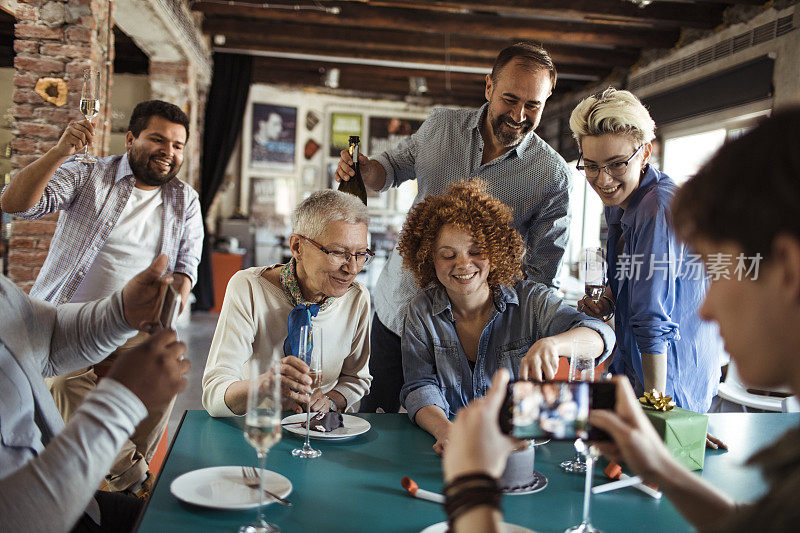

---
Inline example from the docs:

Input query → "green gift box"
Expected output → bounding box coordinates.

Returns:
[643,406,708,471]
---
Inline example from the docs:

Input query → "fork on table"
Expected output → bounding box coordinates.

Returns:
[241,466,292,506]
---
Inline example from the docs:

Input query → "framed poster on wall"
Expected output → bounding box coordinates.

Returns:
[250,103,297,172]
[368,116,424,155]
[329,112,363,157]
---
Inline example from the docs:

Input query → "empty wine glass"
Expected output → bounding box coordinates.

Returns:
[582,247,606,302]
[561,339,596,474]
[292,325,323,459]
[240,356,282,533]
[74,68,100,164]
[565,439,602,533]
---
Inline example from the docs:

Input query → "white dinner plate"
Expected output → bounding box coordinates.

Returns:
[281,413,371,440]
[420,521,536,533]
[170,466,292,510]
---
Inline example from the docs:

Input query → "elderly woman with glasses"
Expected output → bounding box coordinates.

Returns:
[399,181,614,454]
[203,189,373,416]
[572,88,723,414]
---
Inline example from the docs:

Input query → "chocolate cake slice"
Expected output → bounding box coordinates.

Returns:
[302,412,344,432]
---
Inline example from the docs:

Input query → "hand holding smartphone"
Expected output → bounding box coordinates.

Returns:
[499,379,616,441]
[157,283,181,330]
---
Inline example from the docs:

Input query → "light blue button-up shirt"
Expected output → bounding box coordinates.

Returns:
[400,280,616,421]
[606,165,722,413]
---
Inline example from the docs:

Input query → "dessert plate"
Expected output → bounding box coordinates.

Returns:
[170,466,292,510]
[281,413,370,440]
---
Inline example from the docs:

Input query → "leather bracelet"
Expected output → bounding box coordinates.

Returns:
[444,473,501,527]
[600,295,615,322]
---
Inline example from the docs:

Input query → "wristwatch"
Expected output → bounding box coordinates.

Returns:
[328,397,340,412]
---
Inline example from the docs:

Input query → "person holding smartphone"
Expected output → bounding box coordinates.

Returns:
[398,180,614,455]
[442,109,800,532]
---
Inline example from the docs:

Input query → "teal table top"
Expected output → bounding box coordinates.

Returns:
[136,411,800,533]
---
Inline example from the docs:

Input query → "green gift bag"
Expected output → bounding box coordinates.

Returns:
[643,407,708,470]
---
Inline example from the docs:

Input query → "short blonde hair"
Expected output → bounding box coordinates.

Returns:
[569,87,656,148]
[292,189,369,240]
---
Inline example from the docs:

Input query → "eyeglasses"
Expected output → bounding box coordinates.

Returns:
[299,235,374,267]
[577,145,643,179]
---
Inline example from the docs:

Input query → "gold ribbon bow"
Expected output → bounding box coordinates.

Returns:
[639,390,676,412]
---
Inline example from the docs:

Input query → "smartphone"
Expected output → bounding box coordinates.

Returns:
[499,380,616,441]
[158,284,181,330]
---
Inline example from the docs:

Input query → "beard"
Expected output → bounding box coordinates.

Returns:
[489,112,533,147]
[128,145,182,187]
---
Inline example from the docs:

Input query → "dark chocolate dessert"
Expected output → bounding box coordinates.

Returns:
[302,412,344,432]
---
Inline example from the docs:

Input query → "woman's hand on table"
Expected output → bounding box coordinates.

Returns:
[706,432,728,450]
[588,377,677,484]
[443,369,522,482]
[279,356,312,406]
[520,337,561,380]
[307,390,333,414]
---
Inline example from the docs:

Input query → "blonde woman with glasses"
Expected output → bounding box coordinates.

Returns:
[202,190,373,417]
[572,88,723,415]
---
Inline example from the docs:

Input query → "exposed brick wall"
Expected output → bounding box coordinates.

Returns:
[8,0,112,291]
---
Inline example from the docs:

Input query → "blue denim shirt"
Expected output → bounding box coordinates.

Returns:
[605,165,723,413]
[400,280,616,421]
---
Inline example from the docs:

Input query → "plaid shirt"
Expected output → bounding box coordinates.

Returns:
[373,104,572,335]
[2,153,204,304]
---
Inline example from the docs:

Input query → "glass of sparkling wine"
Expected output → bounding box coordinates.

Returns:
[292,325,323,459]
[74,68,100,164]
[561,339,596,474]
[565,439,601,533]
[582,247,606,302]
[241,356,282,533]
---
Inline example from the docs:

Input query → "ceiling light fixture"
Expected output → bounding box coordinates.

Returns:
[409,76,428,95]
[322,68,340,88]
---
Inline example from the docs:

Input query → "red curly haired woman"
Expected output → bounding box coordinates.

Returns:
[398,181,615,454]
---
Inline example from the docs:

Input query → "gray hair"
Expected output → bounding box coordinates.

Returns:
[292,189,369,240]
[569,87,656,149]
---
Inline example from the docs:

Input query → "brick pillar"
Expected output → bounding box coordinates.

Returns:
[9,0,113,291]
[149,60,203,188]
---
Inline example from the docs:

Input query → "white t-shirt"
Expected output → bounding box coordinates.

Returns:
[71,186,164,303]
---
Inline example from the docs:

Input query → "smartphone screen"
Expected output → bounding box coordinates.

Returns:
[159,284,180,330]
[500,380,615,441]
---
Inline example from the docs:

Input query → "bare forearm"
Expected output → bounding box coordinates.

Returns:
[655,457,736,529]
[452,507,504,533]
[173,273,192,313]
[641,352,667,393]
[361,159,387,191]
[1,147,69,212]
[327,389,347,411]
[555,327,605,359]
[415,405,452,440]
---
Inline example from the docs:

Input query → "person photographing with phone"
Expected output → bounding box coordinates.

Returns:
[442,110,800,532]
[398,180,614,455]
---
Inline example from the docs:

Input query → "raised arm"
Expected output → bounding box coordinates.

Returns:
[0,119,94,213]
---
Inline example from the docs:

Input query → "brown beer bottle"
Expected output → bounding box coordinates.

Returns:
[338,135,367,205]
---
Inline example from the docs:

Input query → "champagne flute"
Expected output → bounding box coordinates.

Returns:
[74,68,100,164]
[565,439,601,533]
[292,325,323,459]
[582,247,606,302]
[241,356,283,533]
[561,339,596,474]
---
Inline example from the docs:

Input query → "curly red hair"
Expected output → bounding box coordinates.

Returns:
[398,180,525,289]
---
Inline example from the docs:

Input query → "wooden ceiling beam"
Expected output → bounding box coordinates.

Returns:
[210,20,639,69]
[224,39,609,80]
[193,3,678,49]
[339,0,725,30]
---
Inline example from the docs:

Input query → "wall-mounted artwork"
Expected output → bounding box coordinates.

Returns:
[329,112,363,157]
[250,103,297,172]
[368,116,424,155]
